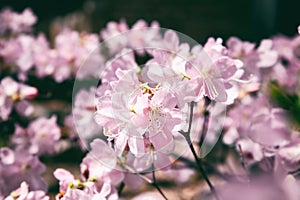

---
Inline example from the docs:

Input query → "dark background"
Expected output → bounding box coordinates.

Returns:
[1,0,299,44]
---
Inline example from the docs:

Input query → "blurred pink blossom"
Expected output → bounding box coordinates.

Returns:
[0,77,37,120]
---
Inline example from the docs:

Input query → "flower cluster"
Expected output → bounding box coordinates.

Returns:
[1,7,300,200]
[0,147,47,197]
[223,35,300,179]
[3,181,49,200]
[11,116,61,155]
[0,9,103,82]
[54,139,123,200]
[0,8,36,35]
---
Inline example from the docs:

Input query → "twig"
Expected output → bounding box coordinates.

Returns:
[151,164,168,200]
[199,97,211,148]
[122,164,168,200]
[172,153,197,169]
[179,101,220,200]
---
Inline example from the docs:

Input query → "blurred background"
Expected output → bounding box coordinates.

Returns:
[1,0,300,43]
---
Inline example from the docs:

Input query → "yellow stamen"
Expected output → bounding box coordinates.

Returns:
[179,72,191,80]
[130,103,136,114]
[11,93,20,101]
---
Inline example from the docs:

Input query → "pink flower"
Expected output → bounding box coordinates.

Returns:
[101,49,140,85]
[53,168,75,192]
[95,69,142,139]
[100,20,129,54]
[4,182,49,200]
[0,148,47,196]
[54,29,104,82]
[0,77,37,120]
[200,37,244,103]
[143,35,243,105]
[226,37,278,96]
[97,69,181,160]
[274,142,300,178]
[160,30,190,56]
[0,8,36,35]
[16,35,35,73]
[142,50,200,107]
[95,61,184,170]
[269,35,300,89]
[132,141,173,171]
[186,52,228,102]
[54,168,118,200]
[227,37,278,69]
[0,38,22,64]
[236,138,264,166]
[33,34,57,78]
[223,94,266,144]
[11,116,61,155]
[100,19,160,55]
[61,187,112,200]
[53,139,122,200]
[72,87,102,148]
[127,20,160,55]
[248,108,290,149]
[0,35,36,76]
[81,139,124,185]
[223,93,295,172]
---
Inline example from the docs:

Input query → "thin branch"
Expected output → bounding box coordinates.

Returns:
[188,140,219,200]
[151,164,168,200]
[172,153,197,169]
[179,101,220,200]
[122,164,152,183]
[187,101,195,134]
[122,164,167,200]
[199,97,211,148]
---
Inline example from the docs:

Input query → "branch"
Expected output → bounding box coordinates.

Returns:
[179,101,220,200]
[199,97,211,148]
[122,164,168,200]
[151,164,168,200]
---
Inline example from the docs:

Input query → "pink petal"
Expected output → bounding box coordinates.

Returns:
[53,168,74,182]
[0,97,13,120]
[1,77,18,96]
[98,182,111,198]
[0,147,15,165]
[164,30,179,51]
[90,139,117,168]
[19,84,38,99]
[150,132,174,154]
[128,136,145,157]
[15,100,34,116]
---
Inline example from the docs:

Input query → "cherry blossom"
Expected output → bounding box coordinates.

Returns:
[100,19,160,55]
[0,147,47,197]
[11,116,61,155]
[54,29,104,82]
[0,77,37,120]
[70,87,102,148]
[4,182,49,200]
[0,8,36,35]
[53,139,122,200]
[269,35,300,90]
